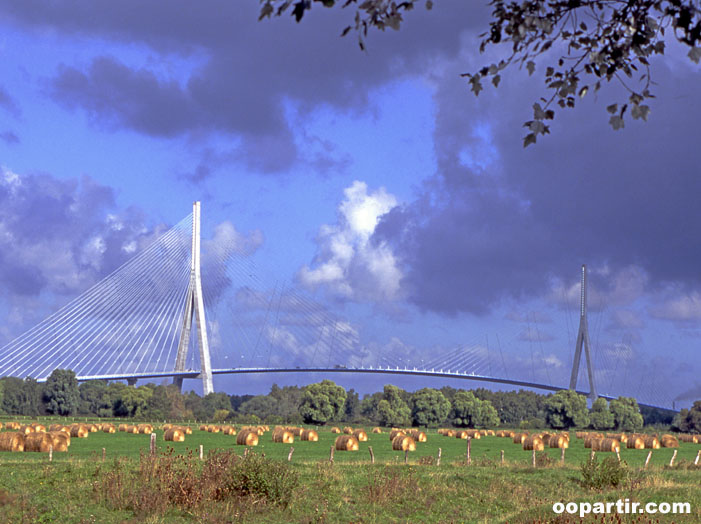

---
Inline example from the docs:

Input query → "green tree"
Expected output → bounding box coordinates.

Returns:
[262,1,701,145]
[590,397,615,430]
[113,385,153,418]
[298,380,347,425]
[344,388,360,421]
[609,397,644,432]
[43,369,80,416]
[239,395,280,422]
[376,385,411,427]
[450,391,500,428]
[670,402,701,433]
[544,390,590,429]
[201,392,232,420]
[78,380,113,417]
[411,388,450,427]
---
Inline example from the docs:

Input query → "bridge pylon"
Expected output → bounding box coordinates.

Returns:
[569,264,597,402]
[173,201,214,395]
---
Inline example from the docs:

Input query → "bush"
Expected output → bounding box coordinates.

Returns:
[223,451,299,508]
[580,456,629,489]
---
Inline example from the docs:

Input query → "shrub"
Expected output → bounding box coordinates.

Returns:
[222,451,299,508]
[580,456,629,489]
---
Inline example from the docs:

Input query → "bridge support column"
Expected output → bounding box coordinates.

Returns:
[569,265,597,402]
[127,378,137,386]
[173,201,214,395]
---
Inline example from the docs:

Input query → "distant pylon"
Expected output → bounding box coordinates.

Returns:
[173,201,214,395]
[569,264,597,401]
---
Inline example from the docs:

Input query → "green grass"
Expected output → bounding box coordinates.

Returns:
[0,423,699,523]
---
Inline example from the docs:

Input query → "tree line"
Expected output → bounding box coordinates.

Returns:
[0,369,696,433]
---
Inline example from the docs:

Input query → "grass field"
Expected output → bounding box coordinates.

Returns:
[0,421,699,523]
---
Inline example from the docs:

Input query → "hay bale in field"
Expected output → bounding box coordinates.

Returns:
[466,430,481,439]
[392,435,416,451]
[48,424,63,432]
[330,427,341,434]
[593,438,620,452]
[207,425,221,433]
[124,425,139,434]
[70,425,89,438]
[301,429,319,442]
[0,432,25,452]
[372,427,382,434]
[118,424,128,432]
[137,424,153,434]
[643,436,660,449]
[679,434,699,443]
[48,432,69,452]
[456,431,468,439]
[485,430,495,436]
[353,429,368,442]
[408,429,427,442]
[31,424,46,433]
[626,436,645,449]
[236,429,259,446]
[335,435,359,451]
[181,426,193,435]
[343,426,354,435]
[88,424,99,432]
[24,432,54,452]
[18,425,35,435]
[164,428,185,442]
[102,424,116,433]
[5,422,20,430]
[522,436,544,451]
[512,433,527,444]
[162,423,173,431]
[199,424,208,431]
[289,427,304,437]
[660,435,679,448]
[389,429,405,440]
[220,425,236,435]
[548,435,569,449]
[272,428,294,444]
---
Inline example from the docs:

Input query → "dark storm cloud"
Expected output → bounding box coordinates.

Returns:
[375,40,701,315]
[0,0,483,174]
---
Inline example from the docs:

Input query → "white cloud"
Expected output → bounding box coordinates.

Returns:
[650,291,701,323]
[298,180,403,302]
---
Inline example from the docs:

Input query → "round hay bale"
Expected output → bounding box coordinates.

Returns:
[87,424,99,433]
[48,424,63,432]
[512,433,527,444]
[272,428,294,444]
[137,424,153,434]
[199,424,208,431]
[389,429,405,440]
[485,430,496,436]
[466,430,481,439]
[353,429,368,442]
[124,425,139,434]
[70,425,89,438]
[330,427,341,434]
[335,435,359,451]
[443,429,456,437]
[660,435,679,448]
[164,428,185,442]
[456,431,468,439]
[102,424,116,433]
[18,425,35,435]
[207,425,221,433]
[31,424,47,433]
[626,436,644,449]
[372,427,382,434]
[548,435,569,449]
[593,438,620,452]
[679,434,699,443]
[408,429,427,442]
[643,436,660,449]
[5,422,20,430]
[24,432,54,452]
[522,436,545,451]
[0,432,25,452]
[181,426,193,435]
[392,435,416,451]
[301,429,319,442]
[289,427,304,437]
[236,429,259,446]
[48,432,69,452]
[118,424,128,432]
[343,427,354,435]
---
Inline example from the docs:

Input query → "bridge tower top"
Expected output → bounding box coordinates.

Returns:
[570,264,597,401]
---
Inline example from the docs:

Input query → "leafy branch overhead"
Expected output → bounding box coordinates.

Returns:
[259,0,700,147]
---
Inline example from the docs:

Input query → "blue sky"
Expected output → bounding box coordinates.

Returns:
[0,1,699,409]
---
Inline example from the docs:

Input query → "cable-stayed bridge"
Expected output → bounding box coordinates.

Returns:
[0,203,678,410]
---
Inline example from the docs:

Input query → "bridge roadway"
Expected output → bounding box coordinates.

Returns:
[59,366,673,411]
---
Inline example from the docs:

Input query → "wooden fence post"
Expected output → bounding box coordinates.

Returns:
[404,449,409,464]
[644,450,652,468]
[669,450,677,467]
[199,444,204,461]
[368,446,375,464]
[329,446,335,464]
[695,450,700,466]
[466,437,471,465]
[532,448,536,467]
[49,445,53,462]
[616,450,621,463]
[561,447,566,464]
[102,447,106,461]
[500,449,504,465]
[150,433,156,456]
[436,448,442,466]
[288,447,295,462]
